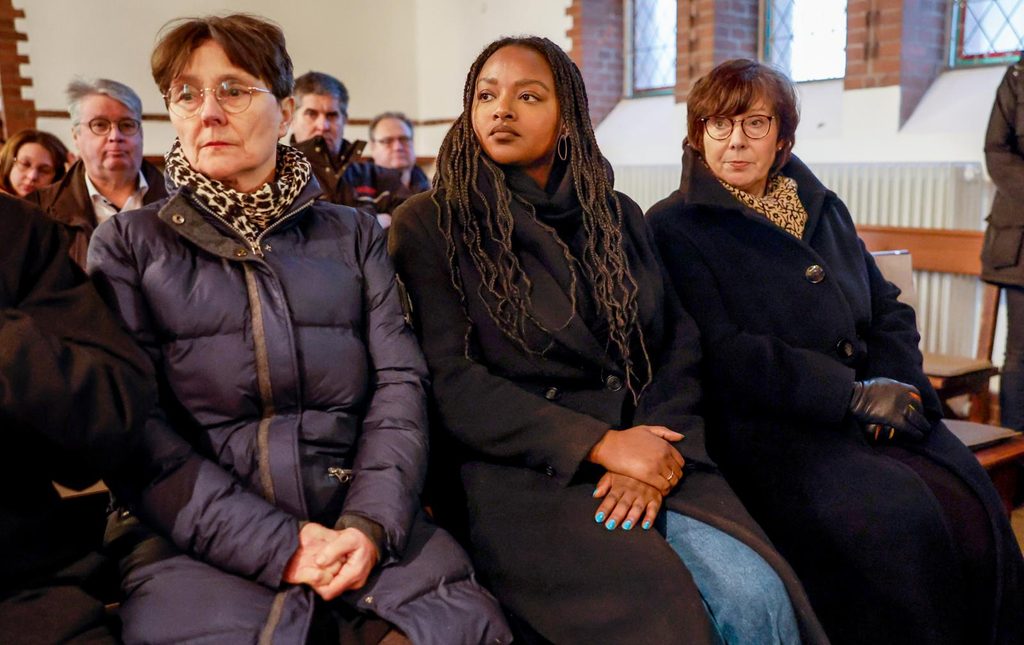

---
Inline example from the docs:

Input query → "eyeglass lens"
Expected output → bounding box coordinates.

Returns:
[165,82,263,117]
[88,119,140,136]
[704,115,772,140]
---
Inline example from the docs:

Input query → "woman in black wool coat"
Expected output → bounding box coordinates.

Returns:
[390,36,832,645]
[647,58,1024,645]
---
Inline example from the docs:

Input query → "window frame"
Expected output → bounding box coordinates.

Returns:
[626,0,677,98]
[949,0,1023,68]
[761,0,848,83]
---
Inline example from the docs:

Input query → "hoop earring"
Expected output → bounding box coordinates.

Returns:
[557,133,569,161]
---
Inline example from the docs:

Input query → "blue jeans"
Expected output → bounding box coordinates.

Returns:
[1001,285,1024,430]
[661,511,801,645]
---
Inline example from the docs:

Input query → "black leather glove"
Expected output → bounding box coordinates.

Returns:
[848,377,930,440]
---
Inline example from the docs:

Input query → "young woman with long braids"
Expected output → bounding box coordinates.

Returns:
[390,36,827,644]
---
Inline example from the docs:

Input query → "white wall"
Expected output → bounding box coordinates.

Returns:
[16,0,571,156]
[596,65,1008,174]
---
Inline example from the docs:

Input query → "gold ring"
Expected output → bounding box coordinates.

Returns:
[665,472,675,482]
[888,427,896,440]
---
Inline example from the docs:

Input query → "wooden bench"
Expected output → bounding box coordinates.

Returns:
[858,225,1000,423]
[860,225,1024,513]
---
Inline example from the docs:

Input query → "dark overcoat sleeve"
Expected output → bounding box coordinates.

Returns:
[648,207,857,425]
[88,216,300,589]
[625,200,711,464]
[389,195,610,486]
[1,201,154,488]
[856,239,943,419]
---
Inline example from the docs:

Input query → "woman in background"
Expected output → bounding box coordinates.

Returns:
[0,129,68,198]
[648,58,1024,645]
[391,36,828,644]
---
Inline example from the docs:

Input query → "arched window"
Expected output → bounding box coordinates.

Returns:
[629,0,677,95]
[764,0,847,81]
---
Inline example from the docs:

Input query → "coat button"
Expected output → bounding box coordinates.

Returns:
[543,465,556,477]
[805,264,825,283]
[835,338,855,358]
[235,248,248,258]
[170,214,185,225]
[364,595,373,604]
[263,244,272,253]
[605,375,623,391]
[544,386,560,401]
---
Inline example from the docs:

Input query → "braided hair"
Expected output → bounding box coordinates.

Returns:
[433,35,651,397]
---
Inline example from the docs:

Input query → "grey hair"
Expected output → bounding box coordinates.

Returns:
[369,111,414,140]
[293,71,348,115]
[66,78,143,126]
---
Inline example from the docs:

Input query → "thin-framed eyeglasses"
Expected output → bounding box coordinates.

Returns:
[81,118,141,137]
[700,114,774,140]
[374,135,412,147]
[163,81,273,119]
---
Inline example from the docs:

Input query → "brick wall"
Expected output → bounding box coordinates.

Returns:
[899,0,948,125]
[675,0,758,102]
[0,0,33,138]
[569,0,946,126]
[846,0,947,126]
[567,0,623,127]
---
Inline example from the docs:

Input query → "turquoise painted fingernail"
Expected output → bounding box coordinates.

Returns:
[595,512,605,523]
[605,519,616,530]
[622,520,633,530]
[642,520,652,530]
[592,487,599,497]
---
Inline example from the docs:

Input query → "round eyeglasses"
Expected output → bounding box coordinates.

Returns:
[700,114,774,141]
[164,82,273,119]
[82,118,140,137]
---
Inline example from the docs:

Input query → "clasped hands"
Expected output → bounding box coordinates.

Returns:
[587,425,685,533]
[282,523,379,601]
[849,377,930,443]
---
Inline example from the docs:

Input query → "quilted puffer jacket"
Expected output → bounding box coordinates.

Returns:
[88,178,510,644]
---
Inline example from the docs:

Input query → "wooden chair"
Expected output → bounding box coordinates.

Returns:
[858,225,1000,423]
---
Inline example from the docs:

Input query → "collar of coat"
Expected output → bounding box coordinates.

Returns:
[436,156,646,376]
[154,171,324,261]
[290,135,366,176]
[678,143,835,242]
[32,158,167,230]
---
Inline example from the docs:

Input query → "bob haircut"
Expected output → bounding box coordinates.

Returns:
[686,59,799,173]
[0,129,69,194]
[151,14,294,102]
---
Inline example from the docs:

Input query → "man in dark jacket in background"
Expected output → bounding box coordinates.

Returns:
[345,112,431,229]
[0,195,154,643]
[289,71,366,206]
[30,78,167,270]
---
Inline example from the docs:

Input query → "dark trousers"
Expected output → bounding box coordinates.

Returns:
[1001,284,1024,430]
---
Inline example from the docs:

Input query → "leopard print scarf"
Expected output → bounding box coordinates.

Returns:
[165,139,312,246]
[720,173,809,239]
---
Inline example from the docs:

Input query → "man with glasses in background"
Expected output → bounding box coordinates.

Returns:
[31,78,166,270]
[346,112,430,229]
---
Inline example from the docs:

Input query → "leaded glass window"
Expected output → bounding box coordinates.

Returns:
[632,0,677,94]
[764,0,847,82]
[952,0,1024,66]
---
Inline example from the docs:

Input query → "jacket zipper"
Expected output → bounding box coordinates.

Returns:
[187,195,317,258]
[327,467,353,484]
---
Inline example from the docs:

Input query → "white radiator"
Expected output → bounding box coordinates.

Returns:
[616,161,994,360]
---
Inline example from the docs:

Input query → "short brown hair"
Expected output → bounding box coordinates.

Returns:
[686,59,799,172]
[151,14,293,101]
[0,129,69,194]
